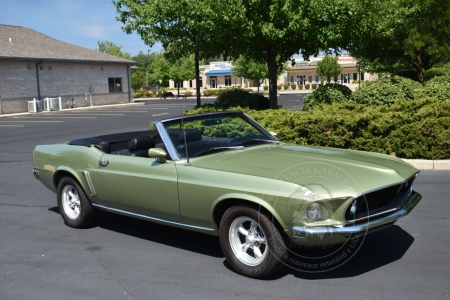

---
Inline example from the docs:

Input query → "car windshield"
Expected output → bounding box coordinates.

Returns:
[161,113,278,158]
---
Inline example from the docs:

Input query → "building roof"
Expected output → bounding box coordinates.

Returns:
[0,24,136,65]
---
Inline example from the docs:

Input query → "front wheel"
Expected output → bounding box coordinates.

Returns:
[57,177,95,228]
[219,206,286,278]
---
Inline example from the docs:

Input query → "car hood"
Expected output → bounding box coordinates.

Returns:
[190,144,419,195]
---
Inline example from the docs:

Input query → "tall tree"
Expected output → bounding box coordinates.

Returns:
[114,0,227,107]
[97,40,132,60]
[316,55,343,83]
[349,0,450,83]
[219,0,358,107]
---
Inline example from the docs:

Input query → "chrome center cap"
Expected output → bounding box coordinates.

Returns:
[246,235,256,245]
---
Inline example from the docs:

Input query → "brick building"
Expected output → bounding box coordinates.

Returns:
[0,24,136,114]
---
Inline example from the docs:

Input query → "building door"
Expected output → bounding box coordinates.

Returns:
[341,73,350,84]
[210,77,217,88]
[297,75,305,85]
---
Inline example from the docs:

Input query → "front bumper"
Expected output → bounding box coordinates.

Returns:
[292,190,422,243]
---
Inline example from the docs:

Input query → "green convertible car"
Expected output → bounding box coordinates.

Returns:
[32,111,422,278]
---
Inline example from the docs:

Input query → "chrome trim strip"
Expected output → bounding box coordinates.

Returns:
[92,204,215,232]
[154,120,181,161]
[81,170,95,196]
[293,191,421,239]
[243,112,279,141]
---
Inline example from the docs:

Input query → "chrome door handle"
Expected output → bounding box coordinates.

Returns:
[98,159,109,167]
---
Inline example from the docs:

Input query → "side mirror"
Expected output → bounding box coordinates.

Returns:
[148,148,168,163]
[269,131,277,137]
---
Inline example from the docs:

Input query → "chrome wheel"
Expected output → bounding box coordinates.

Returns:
[61,184,81,219]
[229,216,267,266]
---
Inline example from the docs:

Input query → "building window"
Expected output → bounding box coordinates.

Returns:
[353,73,358,81]
[189,80,193,88]
[174,82,183,88]
[290,75,294,83]
[360,73,365,80]
[225,75,232,86]
[308,75,312,83]
[315,74,319,82]
[199,77,203,87]
[108,78,122,92]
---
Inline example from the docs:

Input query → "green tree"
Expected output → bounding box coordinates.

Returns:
[97,40,132,60]
[114,0,227,107]
[221,0,359,107]
[316,55,343,83]
[231,56,289,93]
[349,0,450,83]
[131,70,146,90]
[150,53,195,95]
[169,55,196,96]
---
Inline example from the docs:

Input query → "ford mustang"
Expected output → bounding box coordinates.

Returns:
[32,111,422,278]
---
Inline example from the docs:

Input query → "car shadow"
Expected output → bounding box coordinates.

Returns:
[259,225,415,280]
[96,210,224,258]
[48,207,413,278]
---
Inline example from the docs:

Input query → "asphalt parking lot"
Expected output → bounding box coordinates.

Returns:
[0,100,449,300]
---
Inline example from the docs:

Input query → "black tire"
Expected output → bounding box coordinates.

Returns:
[57,177,95,228]
[219,206,287,278]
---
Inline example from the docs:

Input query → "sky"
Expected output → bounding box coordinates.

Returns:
[1,0,162,56]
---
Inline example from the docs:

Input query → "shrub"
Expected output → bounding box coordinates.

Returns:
[185,98,450,159]
[184,91,193,97]
[305,84,310,89]
[350,76,421,106]
[418,75,450,101]
[298,84,303,90]
[312,84,317,89]
[283,84,289,90]
[290,83,297,90]
[303,83,352,111]
[263,85,269,91]
[424,68,450,82]
[214,88,270,110]
[277,84,282,90]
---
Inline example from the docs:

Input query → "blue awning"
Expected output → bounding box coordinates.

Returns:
[205,69,232,76]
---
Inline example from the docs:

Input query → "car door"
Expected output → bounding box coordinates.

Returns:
[94,154,181,222]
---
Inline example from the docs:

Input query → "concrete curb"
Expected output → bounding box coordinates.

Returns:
[0,102,144,118]
[402,159,450,170]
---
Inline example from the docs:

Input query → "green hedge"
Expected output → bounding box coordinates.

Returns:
[185,98,450,159]
[350,76,422,106]
[303,83,352,111]
[214,88,269,110]
[418,76,450,102]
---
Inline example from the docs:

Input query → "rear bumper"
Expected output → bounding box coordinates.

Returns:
[292,191,422,242]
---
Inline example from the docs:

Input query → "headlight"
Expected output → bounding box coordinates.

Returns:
[306,202,321,222]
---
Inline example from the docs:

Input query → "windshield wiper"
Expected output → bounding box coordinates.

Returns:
[238,139,280,145]
[193,146,244,157]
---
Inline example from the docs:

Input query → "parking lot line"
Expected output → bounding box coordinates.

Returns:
[14,116,97,119]
[0,124,24,127]
[0,120,63,123]
[41,113,124,116]
[152,113,169,117]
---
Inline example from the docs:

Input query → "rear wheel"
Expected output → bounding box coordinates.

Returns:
[57,177,95,228]
[219,206,286,278]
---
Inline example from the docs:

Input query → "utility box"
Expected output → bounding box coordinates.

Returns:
[28,100,42,113]
[44,98,60,111]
